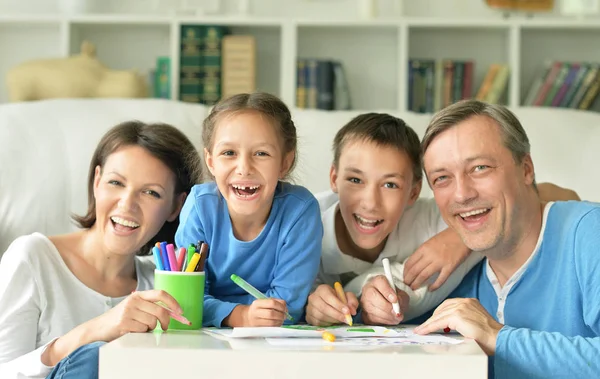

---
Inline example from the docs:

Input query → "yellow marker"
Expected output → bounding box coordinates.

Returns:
[185,253,200,272]
[322,331,336,342]
[334,282,353,326]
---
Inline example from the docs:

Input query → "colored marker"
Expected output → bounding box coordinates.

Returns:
[382,258,401,316]
[194,243,209,272]
[185,253,200,272]
[176,247,187,272]
[333,282,353,326]
[186,245,196,270]
[156,302,191,326]
[166,244,178,271]
[160,242,170,271]
[322,331,336,342]
[152,246,164,271]
[230,274,294,321]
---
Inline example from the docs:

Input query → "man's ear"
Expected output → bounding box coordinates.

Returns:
[168,192,187,222]
[280,151,295,179]
[408,179,422,206]
[329,164,339,193]
[522,154,535,186]
[204,148,215,177]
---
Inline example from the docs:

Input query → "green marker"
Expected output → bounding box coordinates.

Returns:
[230,274,294,321]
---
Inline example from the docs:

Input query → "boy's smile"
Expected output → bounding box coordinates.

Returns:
[330,139,420,260]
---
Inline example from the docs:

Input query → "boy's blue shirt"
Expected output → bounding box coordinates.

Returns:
[447,201,600,378]
[175,181,323,327]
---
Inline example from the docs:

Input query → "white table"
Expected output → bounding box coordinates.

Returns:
[100,329,488,379]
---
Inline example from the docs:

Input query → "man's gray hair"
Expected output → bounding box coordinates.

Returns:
[421,99,531,164]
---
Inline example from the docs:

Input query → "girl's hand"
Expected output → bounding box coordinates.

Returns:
[91,290,182,342]
[243,298,289,327]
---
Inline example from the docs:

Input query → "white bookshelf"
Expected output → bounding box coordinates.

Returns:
[1,12,600,111]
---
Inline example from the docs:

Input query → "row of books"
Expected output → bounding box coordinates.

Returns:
[408,59,510,114]
[296,59,351,110]
[523,61,600,110]
[179,25,256,105]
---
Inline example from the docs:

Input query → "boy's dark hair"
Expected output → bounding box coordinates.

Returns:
[332,113,423,182]
[202,92,298,180]
[73,121,203,255]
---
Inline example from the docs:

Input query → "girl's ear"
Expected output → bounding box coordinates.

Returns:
[204,148,216,177]
[408,179,422,206]
[279,151,295,179]
[168,192,187,222]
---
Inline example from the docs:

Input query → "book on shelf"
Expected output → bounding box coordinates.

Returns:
[221,35,256,100]
[408,60,510,114]
[523,61,600,110]
[409,59,482,114]
[179,24,229,105]
[296,59,351,111]
[154,56,171,99]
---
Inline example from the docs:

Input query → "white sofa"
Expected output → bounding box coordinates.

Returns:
[1,98,599,255]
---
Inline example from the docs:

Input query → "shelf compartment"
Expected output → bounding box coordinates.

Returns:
[297,25,400,111]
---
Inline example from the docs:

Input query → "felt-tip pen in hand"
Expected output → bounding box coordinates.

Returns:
[230,274,294,321]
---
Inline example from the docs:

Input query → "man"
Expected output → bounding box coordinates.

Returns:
[362,100,599,378]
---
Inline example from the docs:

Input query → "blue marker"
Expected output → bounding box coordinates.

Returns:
[152,246,164,270]
[160,241,170,271]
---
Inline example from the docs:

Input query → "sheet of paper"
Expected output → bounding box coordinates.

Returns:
[204,325,401,339]
[266,334,463,347]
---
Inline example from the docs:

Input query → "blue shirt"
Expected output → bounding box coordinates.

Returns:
[175,181,323,327]
[450,201,600,378]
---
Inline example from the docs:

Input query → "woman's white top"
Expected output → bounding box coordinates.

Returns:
[0,233,155,379]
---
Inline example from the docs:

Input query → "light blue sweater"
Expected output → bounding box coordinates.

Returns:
[175,181,323,327]
[450,201,600,378]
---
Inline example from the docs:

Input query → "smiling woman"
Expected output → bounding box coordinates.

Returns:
[0,121,203,379]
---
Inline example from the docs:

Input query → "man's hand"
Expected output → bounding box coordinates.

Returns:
[414,298,503,355]
[404,228,470,291]
[306,284,358,326]
[360,276,409,325]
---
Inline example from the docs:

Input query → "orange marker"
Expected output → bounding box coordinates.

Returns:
[334,282,353,326]
[322,331,336,342]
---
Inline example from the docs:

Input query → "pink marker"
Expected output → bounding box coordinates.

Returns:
[166,244,178,271]
[176,247,187,271]
[157,302,192,326]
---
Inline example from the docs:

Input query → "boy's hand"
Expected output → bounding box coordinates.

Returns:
[243,298,288,327]
[360,276,409,325]
[404,228,470,291]
[306,284,358,326]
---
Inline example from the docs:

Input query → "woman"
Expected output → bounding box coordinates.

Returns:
[0,121,203,379]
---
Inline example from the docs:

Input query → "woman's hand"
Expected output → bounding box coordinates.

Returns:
[90,289,182,342]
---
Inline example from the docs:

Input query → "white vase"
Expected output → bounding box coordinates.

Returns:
[58,0,95,14]
[358,0,377,19]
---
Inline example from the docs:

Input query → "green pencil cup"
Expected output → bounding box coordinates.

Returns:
[154,270,204,330]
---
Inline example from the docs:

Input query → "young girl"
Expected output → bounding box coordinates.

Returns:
[175,92,323,328]
[0,121,203,379]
